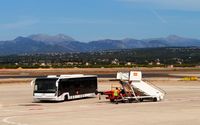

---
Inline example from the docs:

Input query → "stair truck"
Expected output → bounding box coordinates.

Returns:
[98,71,166,103]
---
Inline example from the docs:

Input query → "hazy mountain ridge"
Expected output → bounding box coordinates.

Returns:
[0,34,200,55]
[28,34,75,45]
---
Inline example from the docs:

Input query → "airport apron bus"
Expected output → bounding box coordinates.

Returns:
[32,74,97,101]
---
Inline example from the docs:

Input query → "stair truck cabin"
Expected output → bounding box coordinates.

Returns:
[32,75,97,101]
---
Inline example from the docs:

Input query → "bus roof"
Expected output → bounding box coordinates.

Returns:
[45,74,97,79]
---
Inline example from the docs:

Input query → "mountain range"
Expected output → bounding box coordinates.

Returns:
[0,34,200,55]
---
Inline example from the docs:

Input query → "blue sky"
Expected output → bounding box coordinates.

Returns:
[0,0,200,41]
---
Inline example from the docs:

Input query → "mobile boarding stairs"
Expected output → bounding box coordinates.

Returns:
[101,71,166,103]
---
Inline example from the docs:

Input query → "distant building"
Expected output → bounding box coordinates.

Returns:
[167,65,174,68]
[66,62,74,65]
[85,62,90,66]
[126,62,132,66]
[111,58,119,65]
[40,63,46,66]
[177,61,182,64]
[148,62,153,65]
[155,59,161,65]
[156,62,161,65]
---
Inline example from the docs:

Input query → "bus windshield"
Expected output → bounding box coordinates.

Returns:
[34,78,58,93]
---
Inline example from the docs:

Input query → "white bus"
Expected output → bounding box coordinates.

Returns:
[32,74,97,101]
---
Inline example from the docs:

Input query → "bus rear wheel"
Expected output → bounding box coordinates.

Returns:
[153,97,157,102]
[64,95,68,101]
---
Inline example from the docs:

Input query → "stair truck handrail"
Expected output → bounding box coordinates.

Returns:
[144,81,167,95]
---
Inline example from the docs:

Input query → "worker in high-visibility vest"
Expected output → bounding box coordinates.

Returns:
[114,87,120,104]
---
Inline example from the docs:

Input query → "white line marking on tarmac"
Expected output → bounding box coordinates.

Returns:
[2,109,12,112]
[2,116,29,125]
[1,109,27,113]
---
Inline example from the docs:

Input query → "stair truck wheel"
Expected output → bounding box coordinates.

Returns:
[139,98,143,102]
[110,99,115,102]
[128,99,134,103]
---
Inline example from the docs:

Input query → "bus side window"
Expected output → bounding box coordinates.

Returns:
[75,80,80,94]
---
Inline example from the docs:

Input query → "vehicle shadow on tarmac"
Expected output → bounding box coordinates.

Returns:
[32,97,96,103]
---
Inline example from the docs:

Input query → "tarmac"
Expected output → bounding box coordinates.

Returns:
[0,79,200,125]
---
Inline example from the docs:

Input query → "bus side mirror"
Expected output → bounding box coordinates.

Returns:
[56,82,59,87]
[31,79,35,86]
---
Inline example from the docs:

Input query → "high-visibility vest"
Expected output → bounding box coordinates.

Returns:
[114,90,119,96]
